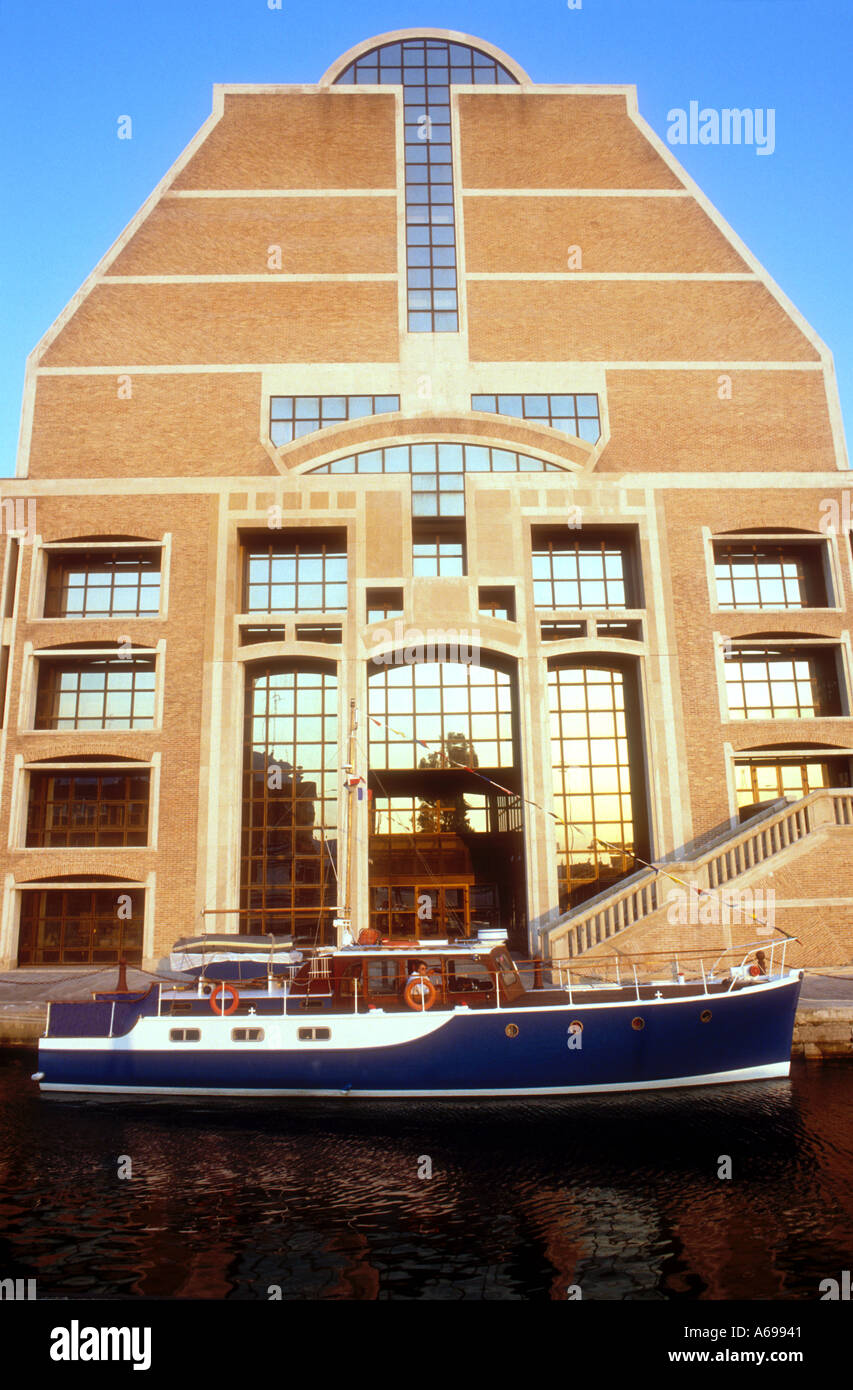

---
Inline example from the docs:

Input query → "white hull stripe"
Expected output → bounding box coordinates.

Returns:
[38,1061,790,1098]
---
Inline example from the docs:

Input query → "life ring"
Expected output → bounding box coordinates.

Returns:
[404,975,437,1011]
[748,964,762,978]
[209,982,240,1015]
[357,928,382,945]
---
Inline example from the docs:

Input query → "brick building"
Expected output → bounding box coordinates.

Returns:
[1,28,851,971]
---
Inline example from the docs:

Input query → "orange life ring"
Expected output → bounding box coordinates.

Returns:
[748,964,762,978]
[209,982,240,1015]
[357,928,382,945]
[404,975,437,1011]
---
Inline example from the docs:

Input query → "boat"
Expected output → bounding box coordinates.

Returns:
[32,934,802,1098]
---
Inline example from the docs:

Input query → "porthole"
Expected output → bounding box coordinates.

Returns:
[631,1017,645,1031]
[505,1023,519,1038]
[700,1009,712,1023]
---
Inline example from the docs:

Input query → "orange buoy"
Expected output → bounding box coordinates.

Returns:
[403,975,437,1011]
[209,982,240,1015]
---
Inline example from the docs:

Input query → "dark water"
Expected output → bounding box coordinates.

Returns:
[1,1055,851,1301]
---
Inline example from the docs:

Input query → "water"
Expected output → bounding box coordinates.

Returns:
[1,1055,851,1301]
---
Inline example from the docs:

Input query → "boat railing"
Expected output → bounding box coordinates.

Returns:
[517,938,793,996]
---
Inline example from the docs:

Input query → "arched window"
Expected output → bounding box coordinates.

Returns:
[334,37,519,332]
[308,441,569,518]
[366,654,524,943]
[240,664,338,940]
[368,658,514,770]
[548,663,645,910]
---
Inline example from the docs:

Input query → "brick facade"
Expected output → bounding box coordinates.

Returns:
[1,29,850,969]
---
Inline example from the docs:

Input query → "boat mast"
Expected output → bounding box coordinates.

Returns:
[337,697,359,947]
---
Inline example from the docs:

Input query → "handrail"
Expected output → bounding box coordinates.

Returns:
[545,787,850,960]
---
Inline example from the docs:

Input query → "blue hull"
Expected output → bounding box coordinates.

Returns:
[38,978,802,1097]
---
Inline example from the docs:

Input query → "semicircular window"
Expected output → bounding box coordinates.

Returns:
[308,442,569,517]
[335,37,518,332]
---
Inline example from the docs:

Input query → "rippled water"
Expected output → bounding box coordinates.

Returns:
[0,1056,851,1300]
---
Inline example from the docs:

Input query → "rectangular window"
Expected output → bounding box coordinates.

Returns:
[44,551,161,618]
[239,625,287,645]
[295,624,342,644]
[596,620,642,640]
[231,1028,265,1041]
[367,589,404,623]
[26,769,150,848]
[713,542,828,609]
[734,758,849,816]
[34,658,156,730]
[479,587,515,621]
[244,532,347,613]
[297,1027,331,1041]
[541,621,587,641]
[532,531,634,610]
[269,395,400,447]
[412,522,466,577]
[724,647,842,720]
[170,1029,201,1042]
[472,393,601,443]
[17,888,144,966]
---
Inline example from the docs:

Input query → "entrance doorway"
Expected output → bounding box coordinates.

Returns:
[367,657,527,949]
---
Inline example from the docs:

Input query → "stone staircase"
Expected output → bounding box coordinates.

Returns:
[543,788,853,966]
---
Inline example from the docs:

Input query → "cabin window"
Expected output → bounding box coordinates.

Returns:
[493,949,521,990]
[445,958,493,993]
[169,1028,201,1042]
[367,959,403,995]
[231,1028,264,1042]
[298,1026,331,1041]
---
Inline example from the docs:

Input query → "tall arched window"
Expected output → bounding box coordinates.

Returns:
[240,664,338,940]
[548,663,644,910]
[366,655,525,943]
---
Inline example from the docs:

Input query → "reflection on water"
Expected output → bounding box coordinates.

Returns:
[0,1058,851,1300]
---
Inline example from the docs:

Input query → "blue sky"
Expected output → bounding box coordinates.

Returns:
[1,0,850,476]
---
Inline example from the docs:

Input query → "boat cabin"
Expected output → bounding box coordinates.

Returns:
[287,944,526,1012]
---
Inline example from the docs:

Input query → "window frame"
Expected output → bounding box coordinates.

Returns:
[24,764,152,850]
[30,646,161,733]
[706,531,837,615]
[32,539,169,624]
[412,519,467,578]
[530,527,640,613]
[242,530,349,616]
[720,640,847,723]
